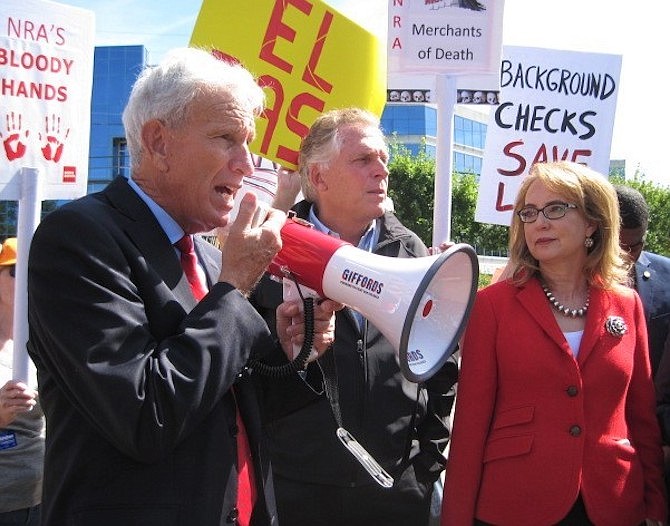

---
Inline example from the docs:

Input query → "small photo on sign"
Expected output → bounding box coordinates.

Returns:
[387,89,432,103]
[424,0,486,11]
[457,89,499,105]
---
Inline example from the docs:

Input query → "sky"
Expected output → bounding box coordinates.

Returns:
[60,0,670,187]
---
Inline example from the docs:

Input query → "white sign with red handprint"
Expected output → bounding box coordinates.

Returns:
[0,0,94,199]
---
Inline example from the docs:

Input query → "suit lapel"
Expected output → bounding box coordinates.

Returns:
[516,279,613,366]
[576,287,608,366]
[104,177,196,308]
[635,253,654,323]
[194,237,221,290]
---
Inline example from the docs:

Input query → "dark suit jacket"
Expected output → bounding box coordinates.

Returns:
[646,250,670,448]
[635,251,670,376]
[442,278,666,526]
[27,177,278,526]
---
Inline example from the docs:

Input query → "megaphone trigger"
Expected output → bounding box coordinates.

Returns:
[251,200,270,228]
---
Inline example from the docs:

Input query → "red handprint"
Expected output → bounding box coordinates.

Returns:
[39,114,70,163]
[1,112,30,161]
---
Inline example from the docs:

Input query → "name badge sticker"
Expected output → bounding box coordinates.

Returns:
[0,430,17,450]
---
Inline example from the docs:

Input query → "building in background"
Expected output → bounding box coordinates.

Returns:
[381,98,488,176]
[87,45,144,193]
[84,46,488,197]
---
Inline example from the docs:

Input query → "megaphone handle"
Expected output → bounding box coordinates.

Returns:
[283,278,320,363]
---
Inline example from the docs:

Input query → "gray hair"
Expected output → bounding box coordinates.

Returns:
[122,47,265,171]
[298,108,385,202]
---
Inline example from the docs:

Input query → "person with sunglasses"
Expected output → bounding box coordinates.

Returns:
[0,238,44,526]
[441,162,666,525]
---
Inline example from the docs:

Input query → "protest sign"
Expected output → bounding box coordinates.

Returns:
[0,0,94,200]
[388,0,503,75]
[387,0,505,244]
[475,46,621,226]
[191,0,386,170]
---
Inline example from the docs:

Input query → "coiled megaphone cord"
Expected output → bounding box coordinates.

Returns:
[251,275,316,378]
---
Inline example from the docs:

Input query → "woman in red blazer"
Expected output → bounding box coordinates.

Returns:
[441,161,666,525]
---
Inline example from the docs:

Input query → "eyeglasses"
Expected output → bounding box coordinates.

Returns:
[517,203,578,223]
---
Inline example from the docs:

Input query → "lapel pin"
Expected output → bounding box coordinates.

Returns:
[605,316,627,337]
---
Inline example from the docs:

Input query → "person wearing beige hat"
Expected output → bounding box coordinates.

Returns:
[0,238,44,526]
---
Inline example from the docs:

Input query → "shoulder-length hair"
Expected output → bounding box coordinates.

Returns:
[508,161,629,289]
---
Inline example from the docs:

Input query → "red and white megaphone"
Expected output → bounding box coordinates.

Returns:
[268,217,478,383]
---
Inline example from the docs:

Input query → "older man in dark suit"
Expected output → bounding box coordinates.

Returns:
[27,48,338,526]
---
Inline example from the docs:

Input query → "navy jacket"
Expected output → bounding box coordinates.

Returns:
[635,251,670,376]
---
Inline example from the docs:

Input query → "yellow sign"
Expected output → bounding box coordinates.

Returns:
[191,0,386,170]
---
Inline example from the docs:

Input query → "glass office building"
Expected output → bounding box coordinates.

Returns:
[380,100,488,177]
[0,44,630,238]
[87,45,146,193]
[0,44,491,237]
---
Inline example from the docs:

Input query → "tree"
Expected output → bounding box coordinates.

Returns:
[387,142,436,245]
[450,171,508,255]
[388,142,508,254]
[611,176,670,257]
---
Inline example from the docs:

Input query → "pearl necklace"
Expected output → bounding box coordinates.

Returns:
[541,284,589,318]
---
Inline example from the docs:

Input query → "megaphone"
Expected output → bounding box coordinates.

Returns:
[268,217,478,383]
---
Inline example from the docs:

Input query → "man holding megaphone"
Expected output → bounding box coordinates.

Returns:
[251,108,459,526]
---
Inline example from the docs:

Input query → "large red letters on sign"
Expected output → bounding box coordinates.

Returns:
[258,0,334,166]
[495,140,593,211]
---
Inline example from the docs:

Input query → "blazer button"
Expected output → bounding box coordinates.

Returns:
[569,425,582,437]
[226,507,239,523]
[566,385,579,397]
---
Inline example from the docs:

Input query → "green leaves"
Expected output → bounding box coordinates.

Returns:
[387,141,507,255]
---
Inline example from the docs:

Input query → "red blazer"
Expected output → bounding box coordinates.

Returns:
[441,278,666,526]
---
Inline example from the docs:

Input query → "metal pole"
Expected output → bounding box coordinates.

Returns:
[432,74,458,247]
[12,167,43,382]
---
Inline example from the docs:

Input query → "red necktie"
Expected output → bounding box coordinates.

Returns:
[175,234,256,524]
[233,395,256,526]
[175,235,208,301]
